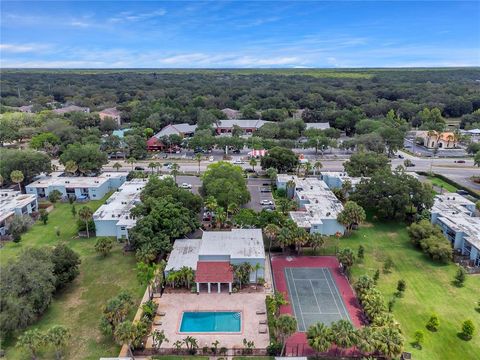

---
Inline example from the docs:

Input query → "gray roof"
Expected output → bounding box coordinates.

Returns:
[154,123,197,138]
[199,229,265,259]
[306,122,330,130]
[165,238,202,272]
[216,119,269,129]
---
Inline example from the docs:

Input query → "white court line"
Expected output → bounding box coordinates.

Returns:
[289,268,307,332]
[321,268,343,318]
[284,268,302,331]
[325,268,351,321]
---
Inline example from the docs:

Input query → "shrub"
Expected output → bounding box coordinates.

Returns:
[383,257,394,273]
[95,237,114,257]
[461,320,475,340]
[414,330,424,348]
[39,209,49,225]
[426,314,440,331]
[51,244,81,289]
[454,267,466,287]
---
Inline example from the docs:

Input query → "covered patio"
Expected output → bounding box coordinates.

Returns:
[195,261,234,294]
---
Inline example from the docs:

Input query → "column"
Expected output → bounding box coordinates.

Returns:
[196,282,199,294]
[218,282,221,293]
[228,282,232,294]
[207,282,211,293]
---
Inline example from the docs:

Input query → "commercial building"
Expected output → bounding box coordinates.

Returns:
[26,172,127,200]
[147,123,197,151]
[415,131,458,149]
[99,107,122,125]
[93,179,147,240]
[215,119,270,135]
[276,175,345,235]
[166,229,265,293]
[0,190,38,235]
[431,193,480,267]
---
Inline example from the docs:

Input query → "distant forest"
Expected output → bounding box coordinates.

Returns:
[1,68,480,132]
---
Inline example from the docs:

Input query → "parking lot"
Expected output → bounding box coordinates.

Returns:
[245,178,274,212]
[176,175,202,195]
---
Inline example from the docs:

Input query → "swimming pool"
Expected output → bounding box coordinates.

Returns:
[179,311,241,333]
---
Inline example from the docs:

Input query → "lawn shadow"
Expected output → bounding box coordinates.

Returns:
[457,332,472,341]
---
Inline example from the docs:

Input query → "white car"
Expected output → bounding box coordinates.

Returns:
[180,183,192,189]
[260,200,273,206]
[209,156,214,162]
[233,159,245,164]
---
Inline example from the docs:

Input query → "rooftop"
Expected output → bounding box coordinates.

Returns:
[0,190,37,222]
[154,123,197,138]
[99,107,121,116]
[216,119,270,129]
[93,179,147,228]
[53,105,89,114]
[27,172,128,189]
[305,122,330,130]
[431,192,475,216]
[320,171,366,187]
[165,238,202,272]
[195,261,234,283]
[437,213,480,250]
[199,229,265,259]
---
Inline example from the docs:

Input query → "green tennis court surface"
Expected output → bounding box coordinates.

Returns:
[284,267,351,331]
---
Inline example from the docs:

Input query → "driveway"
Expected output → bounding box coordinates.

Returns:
[245,178,274,212]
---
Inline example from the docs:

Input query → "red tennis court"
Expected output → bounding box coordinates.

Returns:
[271,255,363,356]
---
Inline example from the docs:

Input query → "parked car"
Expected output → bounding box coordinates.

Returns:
[134,166,145,171]
[232,149,241,154]
[260,200,274,206]
[262,182,271,186]
[398,154,404,159]
[233,159,245,164]
[180,183,192,189]
[262,205,276,211]
[456,190,469,196]
[260,187,272,193]
[454,160,466,163]
[208,156,214,162]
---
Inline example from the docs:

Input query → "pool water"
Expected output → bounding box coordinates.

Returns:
[179,311,241,333]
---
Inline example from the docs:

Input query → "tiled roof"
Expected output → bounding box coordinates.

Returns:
[195,261,234,283]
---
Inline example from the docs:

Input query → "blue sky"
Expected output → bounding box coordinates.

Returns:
[1,1,479,68]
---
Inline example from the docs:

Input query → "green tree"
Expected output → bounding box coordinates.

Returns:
[201,161,250,207]
[275,314,297,356]
[51,244,81,289]
[337,201,366,235]
[78,206,93,238]
[194,152,202,174]
[46,325,71,360]
[337,247,356,275]
[249,157,257,171]
[71,205,76,218]
[16,328,45,360]
[474,151,480,167]
[10,169,24,192]
[264,224,280,253]
[64,160,78,175]
[48,189,62,205]
[260,146,299,172]
[396,279,406,296]
[454,267,466,287]
[152,329,169,350]
[113,162,122,172]
[148,162,157,174]
[0,149,51,185]
[30,132,60,150]
[461,319,475,340]
[114,321,136,357]
[306,322,332,354]
[39,209,49,225]
[95,237,114,257]
[426,313,440,331]
[330,319,357,351]
[344,152,390,177]
[413,330,424,349]
[127,157,136,171]
[170,162,180,183]
[137,261,159,299]
[60,143,108,175]
[357,245,365,261]
[374,326,404,360]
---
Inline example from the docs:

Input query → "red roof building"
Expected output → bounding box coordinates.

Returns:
[195,261,234,293]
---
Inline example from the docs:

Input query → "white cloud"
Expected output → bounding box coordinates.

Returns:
[108,9,166,23]
[0,43,50,53]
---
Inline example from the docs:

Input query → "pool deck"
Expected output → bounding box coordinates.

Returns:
[147,292,270,350]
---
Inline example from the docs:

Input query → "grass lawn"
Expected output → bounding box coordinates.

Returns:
[1,197,145,360]
[426,175,459,193]
[340,221,480,360]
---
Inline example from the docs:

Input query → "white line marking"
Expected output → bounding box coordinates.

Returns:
[322,268,343,318]
[289,268,307,331]
[309,279,323,315]
[325,268,351,321]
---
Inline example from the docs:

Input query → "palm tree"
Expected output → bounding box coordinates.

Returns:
[264,224,280,253]
[215,206,227,229]
[286,180,296,199]
[194,153,202,174]
[113,162,122,172]
[46,325,71,360]
[307,322,332,354]
[137,262,158,299]
[303,162,313,176]
[148,162,157,174]
[227,203,239,219]
[114,321,136,358]
[16,329,45,360]
[183,336,199,354]
[313,160,323,175]
[249,158,257,171]
[330,319,358,353]
[277,227,293,252]
[152,329,169,350]
[357,326,376,356]
[10,170,24,192]
[64,160,78,175]
[253,262,263,286]
[275,314,297,356]
[309,233,325,254]
[78,206,93,238]
[170,163,180,183]
[127,157,136,171]
[374,326,404,360]
[293,227,308,254]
